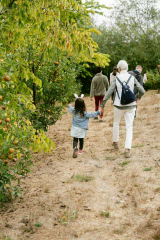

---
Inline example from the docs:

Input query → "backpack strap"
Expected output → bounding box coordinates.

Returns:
[116,87,120,100]
[115,76,122,100]
[126,75,132,85]
[116,76,123,86]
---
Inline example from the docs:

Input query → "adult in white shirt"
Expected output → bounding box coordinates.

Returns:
[101,60,145,158]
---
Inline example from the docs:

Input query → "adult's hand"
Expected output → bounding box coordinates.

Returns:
[90,98,93,101]
[100,107,104,114]
[136,98,139,103]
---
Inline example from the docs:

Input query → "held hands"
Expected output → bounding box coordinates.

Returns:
[135,94,139,103]
[90,98,93,101]
[100,107,104,114]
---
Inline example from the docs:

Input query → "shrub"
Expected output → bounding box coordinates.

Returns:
[144,71,160,91]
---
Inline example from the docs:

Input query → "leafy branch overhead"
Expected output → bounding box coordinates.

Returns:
[1,0,109,66]
[83,0,111,15]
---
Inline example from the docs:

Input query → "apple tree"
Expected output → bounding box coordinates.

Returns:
[0,0,110,201]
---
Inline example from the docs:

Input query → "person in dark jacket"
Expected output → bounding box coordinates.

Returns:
[128,65,143,95]
[128,65,143,118]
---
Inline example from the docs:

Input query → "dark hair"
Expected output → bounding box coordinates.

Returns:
[113,66,118,76]
[74,98,86,117]
[96,66,102,73]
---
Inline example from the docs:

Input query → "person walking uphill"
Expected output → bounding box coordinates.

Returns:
[128,65,144,111]
[100,60,145,158]
[128,65,143,89]
[128,65,144,119]
[110,66,119,102]
[68,94,101,158]
[110,66,119,85]
[90,66,109,122]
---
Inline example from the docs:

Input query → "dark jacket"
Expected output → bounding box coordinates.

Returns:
[128,70,143,95]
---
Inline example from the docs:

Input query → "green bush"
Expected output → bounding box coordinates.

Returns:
[144,71,160,91]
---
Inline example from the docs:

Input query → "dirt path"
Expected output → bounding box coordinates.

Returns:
[1,91,160,240]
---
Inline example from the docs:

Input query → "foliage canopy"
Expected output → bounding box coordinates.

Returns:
[92,0,160,75]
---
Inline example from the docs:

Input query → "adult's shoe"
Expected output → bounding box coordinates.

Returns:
[125,149,131,158]
[112,142,119,149]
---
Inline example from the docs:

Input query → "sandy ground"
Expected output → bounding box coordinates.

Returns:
[0,90,160,240]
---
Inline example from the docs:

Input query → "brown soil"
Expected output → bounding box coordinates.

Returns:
[1,90,160,240]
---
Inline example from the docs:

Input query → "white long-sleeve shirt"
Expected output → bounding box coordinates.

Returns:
[110,72,119,84]
[101,70,145,108]
[143,74,147,83]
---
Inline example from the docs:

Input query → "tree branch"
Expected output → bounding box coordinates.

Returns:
[156,64,160,76]
[8,0,16,8]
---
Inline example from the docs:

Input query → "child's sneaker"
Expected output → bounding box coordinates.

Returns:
[73,148,78,158]
[79,150,83,154]
[94,117,98,120]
